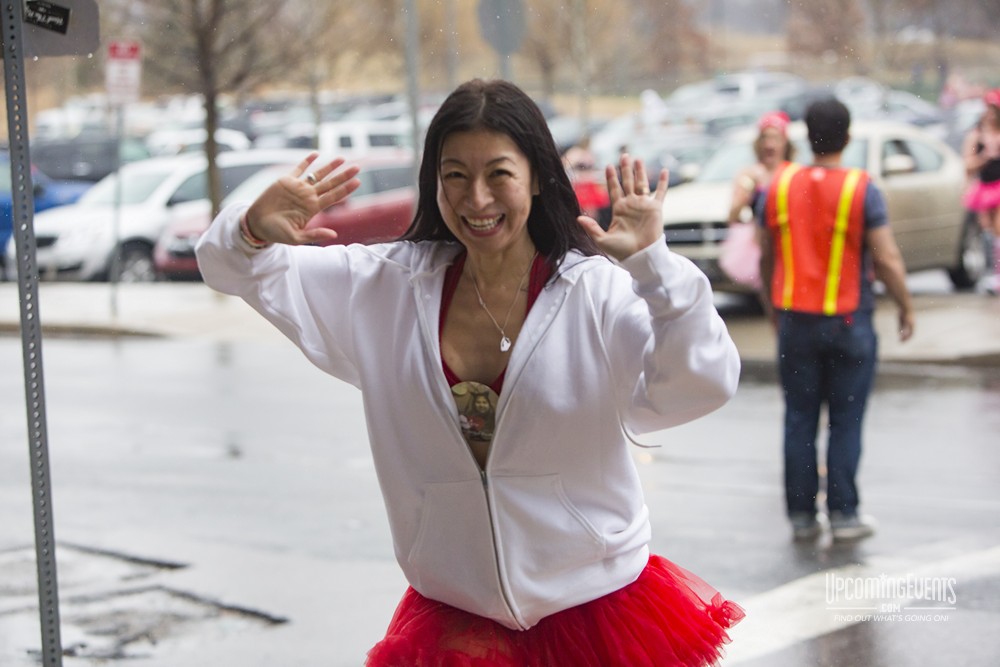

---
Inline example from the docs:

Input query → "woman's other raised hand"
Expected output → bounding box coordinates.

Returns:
[577,154,668,261]
[243,152,361,246]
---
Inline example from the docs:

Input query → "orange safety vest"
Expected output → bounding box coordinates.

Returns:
[764,163,869,315]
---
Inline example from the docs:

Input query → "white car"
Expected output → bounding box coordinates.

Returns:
[316,120,413,156]
[661,120,987,292]
[145,126,252,156]
[7,149,311,282]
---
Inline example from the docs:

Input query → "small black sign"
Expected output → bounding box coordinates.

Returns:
[25,1,71,35]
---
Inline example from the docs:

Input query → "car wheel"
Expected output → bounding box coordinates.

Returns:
[947,211,989,290]
[110,243,158,283]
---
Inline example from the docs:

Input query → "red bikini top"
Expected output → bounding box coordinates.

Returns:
[439,252,551,394]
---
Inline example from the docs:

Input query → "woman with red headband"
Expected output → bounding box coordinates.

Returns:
[961,89,1000,294]
[720,111,795,294]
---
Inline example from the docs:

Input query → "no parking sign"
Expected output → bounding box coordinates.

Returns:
[105,39,142,106]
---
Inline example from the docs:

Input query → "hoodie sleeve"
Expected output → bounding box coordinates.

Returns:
[194,202,361,386]
[601,241,740,434]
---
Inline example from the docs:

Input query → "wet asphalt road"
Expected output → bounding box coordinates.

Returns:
[1,284,999,665]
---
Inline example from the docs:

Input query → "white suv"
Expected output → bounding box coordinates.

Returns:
[6,148,310,282]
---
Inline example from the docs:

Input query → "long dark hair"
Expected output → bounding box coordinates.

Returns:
[400,79,601,264]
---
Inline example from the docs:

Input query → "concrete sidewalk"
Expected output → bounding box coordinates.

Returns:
[2,282,999,366]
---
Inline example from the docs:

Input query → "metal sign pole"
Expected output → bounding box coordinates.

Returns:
[1,2,64,665]
[110,103,124,316]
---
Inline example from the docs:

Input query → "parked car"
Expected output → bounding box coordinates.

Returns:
[30,134,151,183]
[6,149,312,282]
[145,126,252,156]
[660,120,986,292]
[154,151,417,280]
[315,120,413,156]
[1,150,91,277]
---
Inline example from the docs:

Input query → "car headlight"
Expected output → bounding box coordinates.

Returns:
[57,218,111,248]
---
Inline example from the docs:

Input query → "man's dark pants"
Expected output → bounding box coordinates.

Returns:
[777,309,878,518]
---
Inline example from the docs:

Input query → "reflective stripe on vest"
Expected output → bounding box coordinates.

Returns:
[774,163,804,310]
[824,169,864,314]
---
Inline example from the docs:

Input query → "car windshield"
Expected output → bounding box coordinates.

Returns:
[695,135,868,183]
[694,140,757,183]
[79,167,175,205]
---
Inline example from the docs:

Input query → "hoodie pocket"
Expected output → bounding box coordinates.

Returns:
[491,473,606,578]
[405,479,505,616]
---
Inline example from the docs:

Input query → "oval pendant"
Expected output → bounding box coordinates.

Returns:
[500,336,512,352]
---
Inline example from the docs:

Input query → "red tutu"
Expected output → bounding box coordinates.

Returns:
[366,554,745,667]
[964,179,1000,212]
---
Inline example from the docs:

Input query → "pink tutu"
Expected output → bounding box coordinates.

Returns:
[366,554,744,667]
[964,179,1000,212]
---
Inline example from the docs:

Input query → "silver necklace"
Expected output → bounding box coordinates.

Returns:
[469,253,536,352]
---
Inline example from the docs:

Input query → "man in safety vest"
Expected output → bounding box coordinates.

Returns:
[758,97,915,542]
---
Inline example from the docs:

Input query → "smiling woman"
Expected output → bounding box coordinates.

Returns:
[196,78,743,666]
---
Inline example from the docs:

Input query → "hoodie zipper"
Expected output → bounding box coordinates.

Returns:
[412,275,524,629]
[477,465,524,629]
[470,277,573,632]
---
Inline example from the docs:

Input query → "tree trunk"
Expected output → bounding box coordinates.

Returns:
[193,1,221,218]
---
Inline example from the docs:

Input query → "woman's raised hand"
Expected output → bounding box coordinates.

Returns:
[577,154,668,261]
[243,152,361,246]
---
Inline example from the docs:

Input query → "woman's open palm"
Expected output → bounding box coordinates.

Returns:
[577,154,668,261]
[244,153,361,246]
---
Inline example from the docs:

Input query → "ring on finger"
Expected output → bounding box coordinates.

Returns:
[303,172,318,185]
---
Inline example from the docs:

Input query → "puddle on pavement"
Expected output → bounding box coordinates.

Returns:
[0,544,284,663]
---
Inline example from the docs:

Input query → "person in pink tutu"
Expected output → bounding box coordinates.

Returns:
[961,88,1000,293]
[196,79,744,666]
[721,111,796,295]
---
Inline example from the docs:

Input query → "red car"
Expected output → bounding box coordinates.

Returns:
[154,151,417,280]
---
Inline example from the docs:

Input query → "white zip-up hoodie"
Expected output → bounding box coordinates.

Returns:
[196,203,740,630]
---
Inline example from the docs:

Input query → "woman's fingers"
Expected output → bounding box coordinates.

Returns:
[653,168,670,202]
[576,214,605,242]
[316,167,362,209]
[634,159,650,195]
[605,164,623,200]
[606,155,661,199]
[619,154,636,195]
[299,227,340,245]
[291,154,354,192]
[291,152,321,179]
[310,157,348,185]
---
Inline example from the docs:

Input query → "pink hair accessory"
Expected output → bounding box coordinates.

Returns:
[758,111,790,134]
[984,89,1000,108]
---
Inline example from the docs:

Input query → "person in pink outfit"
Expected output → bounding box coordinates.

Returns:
[720,111,795,299]
[961,89,1000,293]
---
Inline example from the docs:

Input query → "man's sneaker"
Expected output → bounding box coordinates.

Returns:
[830,512,876,541]
[790,513,821,541]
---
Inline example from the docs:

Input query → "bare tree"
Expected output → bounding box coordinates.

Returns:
[131,0,315,215]
[633,0,708,85]
[787,0,867,70]
[521,0,700,95]
[521,1,573,98]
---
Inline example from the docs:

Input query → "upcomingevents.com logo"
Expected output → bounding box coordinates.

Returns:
[825,573,957,623]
